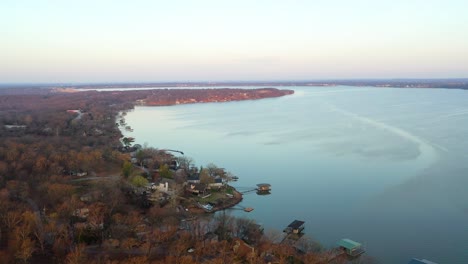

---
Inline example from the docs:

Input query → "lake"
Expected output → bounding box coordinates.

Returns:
[121,86,468,264]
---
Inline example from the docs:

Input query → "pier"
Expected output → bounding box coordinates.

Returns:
[238,183,272,195]
[230,205,255,212]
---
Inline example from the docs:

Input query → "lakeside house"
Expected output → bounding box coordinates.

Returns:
[187,173,200,184]
[65,170,88,177]
[337,238,365,257]
[188,183,207,195]
[148,182,169,192]
[208,177,224,189]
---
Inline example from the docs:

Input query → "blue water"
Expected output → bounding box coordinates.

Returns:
[122,86,468,264]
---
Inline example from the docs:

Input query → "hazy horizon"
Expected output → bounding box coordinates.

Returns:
[3,78,468,86]
[2,0,468,83]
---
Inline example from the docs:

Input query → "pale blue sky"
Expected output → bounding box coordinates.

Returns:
[1,0,467,83]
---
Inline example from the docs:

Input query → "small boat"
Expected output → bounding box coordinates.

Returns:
[244,207,254,212]
[198,203,213,212]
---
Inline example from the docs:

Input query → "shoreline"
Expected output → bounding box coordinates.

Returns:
[140,88,294,106]
[114,88,287,214]
[186,188,243,214]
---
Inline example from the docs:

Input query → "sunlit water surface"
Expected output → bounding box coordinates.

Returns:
[122,86,468,264]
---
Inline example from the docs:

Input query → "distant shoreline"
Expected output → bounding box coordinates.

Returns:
[1,79,468,91]
[47,80,468,90]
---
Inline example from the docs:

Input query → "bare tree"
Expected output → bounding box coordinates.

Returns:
[65,243,87,264]
[233,218,263,245]
[177,156,195,174]
[199,169,213,184]
[295,235,323,253]
[14,235,35,263]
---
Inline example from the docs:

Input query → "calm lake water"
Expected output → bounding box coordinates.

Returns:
[121,86,468,264]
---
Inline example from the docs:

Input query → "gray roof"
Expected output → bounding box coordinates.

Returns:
[187,174,200,181]
[287,220,305,229]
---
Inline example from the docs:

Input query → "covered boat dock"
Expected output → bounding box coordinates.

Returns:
[337,238,365,257]
[283,220,305,234]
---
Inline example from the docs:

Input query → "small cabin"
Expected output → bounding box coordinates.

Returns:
[408,258,439,264]
[283,220,305,234]
[337,238,365,257]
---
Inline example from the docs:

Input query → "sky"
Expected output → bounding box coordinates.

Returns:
[1,0,468,83]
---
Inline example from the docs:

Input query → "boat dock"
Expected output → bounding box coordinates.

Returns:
[283,220,305,234]
[281,220,306,244]
[256,183,271,194]
[337,238,365,257]
[239,183,272,195]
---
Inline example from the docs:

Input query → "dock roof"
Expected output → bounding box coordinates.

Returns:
[287,220,305,229]
[337,239,362,250]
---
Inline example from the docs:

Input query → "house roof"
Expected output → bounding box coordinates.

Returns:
[187,174,200,181]
[287,220,305,229]
[193,183,206,190]
[337,239,362,250]
[408,259,439,264]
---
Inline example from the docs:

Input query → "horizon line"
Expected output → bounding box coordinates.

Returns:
[1,78,468,86]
